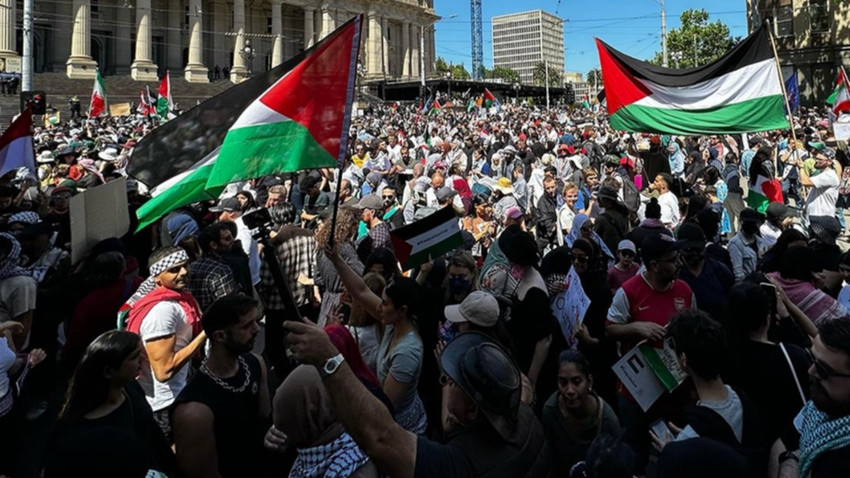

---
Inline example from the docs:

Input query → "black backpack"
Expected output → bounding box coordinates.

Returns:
[621,176,641,214]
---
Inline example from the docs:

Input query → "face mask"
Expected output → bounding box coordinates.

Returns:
[449,277,471,296]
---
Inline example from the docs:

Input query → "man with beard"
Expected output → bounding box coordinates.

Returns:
[188,223,239,311]
[173,294,270,478]
[773,317,850,478]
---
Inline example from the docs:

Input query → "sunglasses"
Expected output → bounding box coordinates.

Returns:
[807,348,850,379]
[571,254,589,263]
[382,195,395,200]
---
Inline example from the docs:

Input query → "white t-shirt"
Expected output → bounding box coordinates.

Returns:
[0,337,16,398]
[0,276,38,350]
[759,222,782,249]
[658,191,680,228]
[805,169,839,217]
[138,301,194,412]
[235,217,261,285]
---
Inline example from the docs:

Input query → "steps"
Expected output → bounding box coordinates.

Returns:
[0,72,237,128]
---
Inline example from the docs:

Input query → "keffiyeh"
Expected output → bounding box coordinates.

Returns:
[799,401,850,478]
[0,233,34,281]
[149,249,190,277]
[289,433,370,478]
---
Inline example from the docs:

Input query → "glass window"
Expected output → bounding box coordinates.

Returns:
[810,0,830,33]
[775,6,793,37]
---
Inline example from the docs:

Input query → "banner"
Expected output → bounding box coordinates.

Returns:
[612,338,687,411]
[551,266,591,349]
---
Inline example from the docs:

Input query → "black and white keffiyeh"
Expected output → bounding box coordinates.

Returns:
[149,249,190,277]
[289,432,370,478]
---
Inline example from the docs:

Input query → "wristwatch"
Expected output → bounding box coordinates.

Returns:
[779,450,799,464]
[318,354,345,379]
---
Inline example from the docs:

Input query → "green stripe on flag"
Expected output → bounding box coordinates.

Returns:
[405,232,463,270]
[639,345,681,392]
[746,190,769,213]
[136,162,223,231]
[207,120,338,188]
[611,95,788,135]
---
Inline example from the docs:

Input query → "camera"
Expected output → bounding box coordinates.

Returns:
[241,207,272,231]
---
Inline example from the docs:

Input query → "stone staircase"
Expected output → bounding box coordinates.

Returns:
[0,72,237,128]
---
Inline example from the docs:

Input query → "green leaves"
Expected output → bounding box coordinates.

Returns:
[649,8,738,69]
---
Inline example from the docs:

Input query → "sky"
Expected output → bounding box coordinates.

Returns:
[433,0,750,79]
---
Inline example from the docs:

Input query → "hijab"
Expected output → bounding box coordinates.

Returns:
[565,214,614,262]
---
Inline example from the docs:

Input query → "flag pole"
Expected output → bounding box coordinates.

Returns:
[767,20,798,173]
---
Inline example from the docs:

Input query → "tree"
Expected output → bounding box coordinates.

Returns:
[492,66,521,84]
[435,57,450,73]
[532,61,562,87]
[650,9,738,68]
[586,68,602,88]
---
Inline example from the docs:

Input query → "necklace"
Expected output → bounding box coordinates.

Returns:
[200,355,252,393]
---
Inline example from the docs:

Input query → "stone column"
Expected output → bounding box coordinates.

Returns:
[184,0,208,82]
[166,0,182,72]
[66,0,97,79]
[304,7,315,48]
[401,21,411,78]
[283,7,294,57]
[230,0,248,82]
[367,12,381,77]
[320,5,334,39]
[130,0,158,81]
[114,4,132,74]
[410,23,419,78]
[271,0,283,67]
[381,17,389,75]
[0,0,19,66]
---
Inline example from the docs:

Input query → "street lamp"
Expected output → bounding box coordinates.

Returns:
[445,71,452,97]
[512,82,519,102]
[672,51,682,69]
[421,14,457,96]
[240,39,256,76]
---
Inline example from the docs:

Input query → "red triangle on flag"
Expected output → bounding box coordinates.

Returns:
[258,16,361,162]
[595,39,651,115]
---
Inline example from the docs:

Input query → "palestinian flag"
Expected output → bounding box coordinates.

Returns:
[205,15,361,188]
[390,206,463,270]
[156,71,174,119]
[0,106,35,177]
[483,88,500,109]
[826,69,850,116]
[747,160,783,213]
[88,69,107,117]
[137,90,154,116]
[428,99,442,115]
[595,24,789,135]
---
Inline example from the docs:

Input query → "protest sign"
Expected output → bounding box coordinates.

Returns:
[612,338,687,411]
[551,266,591,349]
[70,178,130,263]
[835,121,850,141]
[109,103,132,117]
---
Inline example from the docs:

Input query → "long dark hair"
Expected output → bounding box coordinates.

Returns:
[59,330,141,422]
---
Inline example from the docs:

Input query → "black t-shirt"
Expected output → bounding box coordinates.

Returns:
[415,437,476,477]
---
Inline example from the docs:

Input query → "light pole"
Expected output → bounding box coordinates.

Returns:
[513,82,519,102]
[240,39,256,77]
[445,71,452,97]
[651,0,668,67]
[672,51,682,69]
[22,0,33,91]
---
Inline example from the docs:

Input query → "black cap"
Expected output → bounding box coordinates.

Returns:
[739,208,764,223]
[641,234,686,263]
[677,222,706,249]
[209,197,243,213]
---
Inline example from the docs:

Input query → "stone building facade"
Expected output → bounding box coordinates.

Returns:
[0,0,437,83]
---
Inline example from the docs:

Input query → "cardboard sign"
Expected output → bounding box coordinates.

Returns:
[109,103,132,117]
[70,178,130,263]
[612,338,687,411]
[551,266,591,349]
[834,122,850,141]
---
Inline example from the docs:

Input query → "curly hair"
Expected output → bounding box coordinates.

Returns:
[315,206,359,249]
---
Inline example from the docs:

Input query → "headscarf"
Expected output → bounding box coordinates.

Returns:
[79,158,105,185]
[274,365,370,478]
[7,211,41,226]
[0,233,33,281]
[164,213,199,246]
[565,214,614,261]
[799,401,850,478]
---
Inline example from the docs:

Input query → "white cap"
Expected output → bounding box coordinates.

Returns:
[617,239,637,253]
[444,291,500,328]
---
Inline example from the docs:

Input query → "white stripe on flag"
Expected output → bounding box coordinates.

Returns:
[408,218,461,256]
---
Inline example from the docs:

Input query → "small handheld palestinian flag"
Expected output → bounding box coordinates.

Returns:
[390,206,463,270]
[483,88,500,109]
[595,23,788,134]
[747,159,783,213]
[156,71,174,119]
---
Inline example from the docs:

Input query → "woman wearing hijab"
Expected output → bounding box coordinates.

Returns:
[667,141,686,180]
[274,365,378,478]
[565,214,615,267]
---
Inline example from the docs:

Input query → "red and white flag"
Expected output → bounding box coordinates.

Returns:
[137,90,154,115]
[88,69,108,117]
[0,106,35,177]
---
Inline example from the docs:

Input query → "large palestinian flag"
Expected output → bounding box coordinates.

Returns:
[205,16,361,188]
[595,24,789,135]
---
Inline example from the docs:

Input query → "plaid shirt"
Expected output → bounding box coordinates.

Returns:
[356,221,393,263]
[260,225,316,310]
[188,255,238,311]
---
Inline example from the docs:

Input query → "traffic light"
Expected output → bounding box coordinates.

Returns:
[565,84,575,104]
[21,91,47,115]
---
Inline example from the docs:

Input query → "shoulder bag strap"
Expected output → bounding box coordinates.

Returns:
[779,343,806,407]
[595,394,604,437]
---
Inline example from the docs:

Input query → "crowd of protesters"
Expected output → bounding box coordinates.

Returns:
[0,96,849,478]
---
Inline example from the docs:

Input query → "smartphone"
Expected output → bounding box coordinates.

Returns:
[650,419,672,442]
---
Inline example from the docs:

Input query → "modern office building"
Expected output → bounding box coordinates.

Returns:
[491,9,564,84]
[0,0,438,83]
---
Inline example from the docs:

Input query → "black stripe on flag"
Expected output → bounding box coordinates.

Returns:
[596,23,773,88]
[390,206,462,270]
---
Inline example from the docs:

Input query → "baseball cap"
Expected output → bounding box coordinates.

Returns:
[444,291,500,328]
[440,332,521,441]
[436,187,457,204]
[676,222,706,249]
[765,202,794,220]
[617,239,637,254]
[209,197,243,213]
[641,234,686,263]
[739,208,763,223]
[503,206,524,221]
[354,194,384,210]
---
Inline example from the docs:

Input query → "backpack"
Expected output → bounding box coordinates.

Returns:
[621,176,641,213]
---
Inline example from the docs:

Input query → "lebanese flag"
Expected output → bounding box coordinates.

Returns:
[89,69,107,117]
[826,69,850,116]
[595,24,788,134]
[0,106,35,177]
[206,15,361,188]
[390,206,463,270]
[156,71,174,118]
